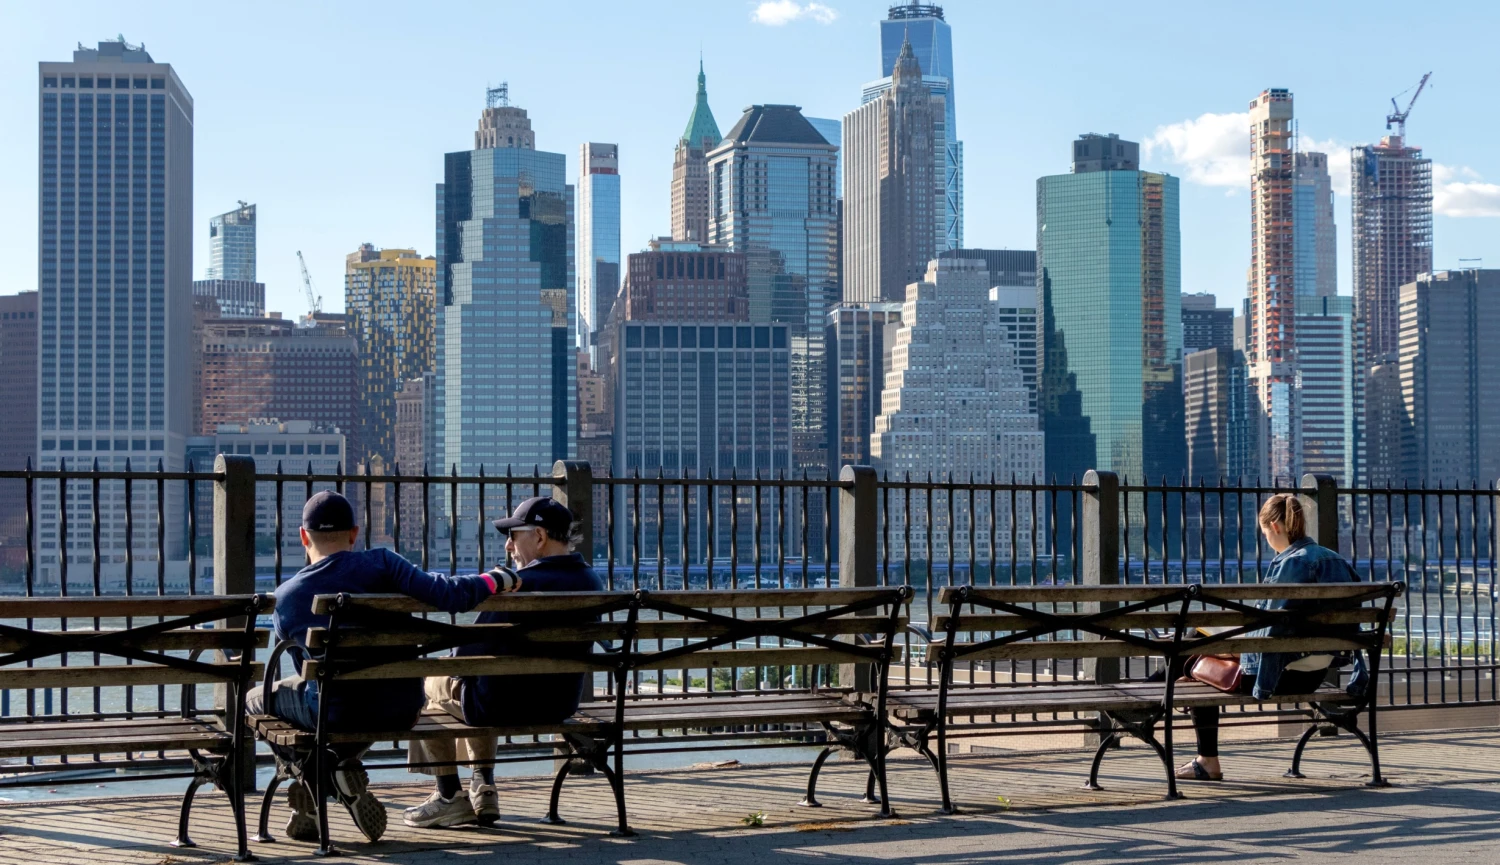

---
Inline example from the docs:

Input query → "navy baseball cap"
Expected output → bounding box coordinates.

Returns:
[302,490,356,532]
[493,496,573,536]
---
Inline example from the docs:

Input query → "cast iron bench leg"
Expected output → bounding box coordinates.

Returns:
[798,746,836,807]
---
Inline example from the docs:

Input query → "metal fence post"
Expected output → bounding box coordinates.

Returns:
[1299,473,1339,552]
[213,454,257,792]
[839,465,878,692]
[1082,470,1120,685]
[552,460,594,563]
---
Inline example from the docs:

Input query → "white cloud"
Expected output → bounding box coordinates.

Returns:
[1143,112,1248,188]
[1434,164,1500,218]
[751,1,837,26]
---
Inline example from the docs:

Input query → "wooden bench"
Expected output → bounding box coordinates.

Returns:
[248,586,910,854]
[876,581,1402,811]
[0,594,271,861]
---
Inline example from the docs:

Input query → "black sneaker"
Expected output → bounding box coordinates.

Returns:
[332,758,387,842]
[284,780,320,842]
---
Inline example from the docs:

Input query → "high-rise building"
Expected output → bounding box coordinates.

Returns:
[1184,347,1253,482]
[577,143,621,355]
[437,89,575,567]
[1181,293,1235,355]
[393,373,437,541]
[864,2,962,249]
[827,303,903,467]
[1395,270,1499,484]
[938,248,1040,413]
[1247,89,1300,482]
[708,104,839,473]
[843,36,940,304]
[0,293,38,560]
[671,62,721,244]
[872,258,1040,558]
[1352,132,1433,363]
[212,420,346,562]
[621,239,747,322]
[1293,152,1337,299]
[199,317,359,453]
[1295,295,1358,485]
[806,118,842,198]
[1037,133,1183,485]
[344,244,437,466]
[205,201,256,282]
[37,40,194,583]
[192,279,264,318]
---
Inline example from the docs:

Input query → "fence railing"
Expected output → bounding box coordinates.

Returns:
[1,458,1495,753]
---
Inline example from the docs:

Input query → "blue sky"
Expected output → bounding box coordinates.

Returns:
[3,0,1496,318]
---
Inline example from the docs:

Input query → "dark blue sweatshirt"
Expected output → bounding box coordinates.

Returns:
[457,552,605,727]
[271,547,496,732]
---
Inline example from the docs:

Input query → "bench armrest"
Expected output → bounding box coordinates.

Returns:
[906,623,934,643]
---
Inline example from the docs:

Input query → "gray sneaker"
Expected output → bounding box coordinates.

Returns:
[469,776,500,826]
[403,791,477,829]
[284,780,319,842]
[332,759,387,842]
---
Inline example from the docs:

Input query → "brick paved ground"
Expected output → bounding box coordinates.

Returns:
[0,728,1496,864]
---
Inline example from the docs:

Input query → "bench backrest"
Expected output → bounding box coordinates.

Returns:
[301,587,910,687]
[0,595,272,692]
[926,582,1403,666]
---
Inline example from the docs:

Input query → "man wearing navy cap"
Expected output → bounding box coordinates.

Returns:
[403,496,604,829]
[247,490,511,843]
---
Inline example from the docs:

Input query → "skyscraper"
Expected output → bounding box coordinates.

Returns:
[938,248,1039,412]
[872,258,1040,558]
[0,293,38,561]
[205,201,256,282]
[1181,293,1235,355]
[1184,347,1251,483]
[1293,152,1337,299]
[1295,295,1358,485]
[670,62,721,244]
[437,88,575,567]
[577,143,620,355]
[344,244,437,466]
[827,302,903,467]
[1352,131,1433,363]
[1247,89,1300,482]
[1037,133,1183,484]
[621,240,748,322]
[864,2,962,249]
[37,40,193,583]
[708,104,839,473]
[192,279,264,318]
[843,36,940,304]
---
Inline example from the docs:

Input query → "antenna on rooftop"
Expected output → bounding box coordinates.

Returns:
[486,82,510,109]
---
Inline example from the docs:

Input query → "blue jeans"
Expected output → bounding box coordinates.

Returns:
[246,675,370,762]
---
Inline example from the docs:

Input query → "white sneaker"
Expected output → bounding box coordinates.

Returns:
[469,776,500,826]
[403,791,477,829]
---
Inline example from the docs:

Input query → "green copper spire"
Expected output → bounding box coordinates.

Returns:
[681,58,722,149]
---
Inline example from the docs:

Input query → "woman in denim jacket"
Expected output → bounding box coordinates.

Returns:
[1176,494,1370,781]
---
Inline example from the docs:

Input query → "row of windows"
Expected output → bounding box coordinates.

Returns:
[42,76,165,90]
[41,437,164,451]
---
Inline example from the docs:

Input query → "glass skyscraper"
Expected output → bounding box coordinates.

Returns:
[576,143,620,356]
[344,245,437,467]
[436,95,575,566]
[206,201,255,281]
[36,40,193,585]
[1292,153,1336,300]
[1037,134,1183,485]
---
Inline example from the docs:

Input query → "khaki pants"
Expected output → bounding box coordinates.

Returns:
[406,676,498,777]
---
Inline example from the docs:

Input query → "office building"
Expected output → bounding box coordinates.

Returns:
[0,293,38,560]
[1037,133,1183,485]
[576,350,611,477]
[827,302,903,467]
[1293,152,1337,299]
[622,240,748,322]
[36,40,194,583]
[1181,293,1234,355]
[393,373,437,543]
[212,420,345,562]
[437,89,575,567]
[577,143,621,354]
[708,104,839,473]
[1246,89,1300,482]
[613,321,792,560]
[1352,132,1433,363]
[938,249,1035,288]
[843,36,941,304]
[872,258,1041,558]
[806,118,842,197]
[1295,295,1358,485]
[863,2,961,250]
[199,317,359,454]
[205,201,256,282]
[192,278,264,318]
[1184,347,1254,482]
[1395,270,1499,484]
[344,244,437,466]
[671,62,721,244]
[936,250,1040,412]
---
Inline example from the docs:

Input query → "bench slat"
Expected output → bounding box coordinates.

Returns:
[941,583,1395,605]
[929,608,1384,633]
[0,720,230,758]
[314,588,902,616]
[924,635,1365,663]
[307,616,908,648]
[0,595,272,619]
[0,629,270,653]
[0,661,264,690]
[879,681,1352,719]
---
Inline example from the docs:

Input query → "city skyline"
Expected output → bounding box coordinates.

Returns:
[3,2,1497,325]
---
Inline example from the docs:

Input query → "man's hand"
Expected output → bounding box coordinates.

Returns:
[486,566,522,593]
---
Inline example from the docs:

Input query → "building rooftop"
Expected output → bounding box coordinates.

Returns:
[721,105,830,147]
[682,60,722,148]
[72,37,153,64]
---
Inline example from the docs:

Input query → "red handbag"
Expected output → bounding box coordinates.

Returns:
[1189,655,1243,692]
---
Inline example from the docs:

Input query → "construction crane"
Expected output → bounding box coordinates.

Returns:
[296,250,321,323]
[1385,72,1432,139]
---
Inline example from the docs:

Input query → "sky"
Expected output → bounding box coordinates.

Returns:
[3,0,1497,319]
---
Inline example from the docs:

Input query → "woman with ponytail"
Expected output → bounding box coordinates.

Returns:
[1175,493,1370,781]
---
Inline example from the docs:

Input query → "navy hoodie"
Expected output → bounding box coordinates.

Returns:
[457,552,605,727]
[271,547,495,732]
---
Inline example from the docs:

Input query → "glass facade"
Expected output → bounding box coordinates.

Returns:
[205,202,256,281]
[344,246,437,466]
[576,143,620,354]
